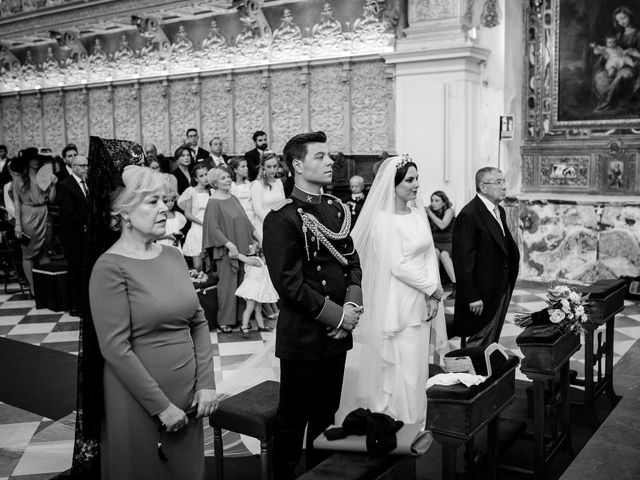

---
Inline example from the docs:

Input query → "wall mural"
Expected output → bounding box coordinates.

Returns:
[0,59,395,156]
[0,1,395,93]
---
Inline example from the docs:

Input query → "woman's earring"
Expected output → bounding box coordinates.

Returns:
[124,216,132,229]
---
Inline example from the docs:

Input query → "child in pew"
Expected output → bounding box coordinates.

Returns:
[235,246,279,338]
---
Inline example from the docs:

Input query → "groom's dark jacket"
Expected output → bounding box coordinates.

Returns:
[263,186,362,361]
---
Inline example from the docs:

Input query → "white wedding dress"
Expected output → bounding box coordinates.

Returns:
[336,206,446,426]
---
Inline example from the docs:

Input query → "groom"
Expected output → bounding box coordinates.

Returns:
[263,131,363,479]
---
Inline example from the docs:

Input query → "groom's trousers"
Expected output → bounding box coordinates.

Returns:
[273,352,347,480]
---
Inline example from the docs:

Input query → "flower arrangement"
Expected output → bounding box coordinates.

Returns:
[515,285,592,334]
[189,269,209,285]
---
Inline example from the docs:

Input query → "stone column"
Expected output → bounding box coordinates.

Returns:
[385,0,490,213]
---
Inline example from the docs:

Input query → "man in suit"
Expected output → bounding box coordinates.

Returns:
[57,154,90,317]
[244,130,268,181]
[344,175,366,230]
[181,128,209,162]
[56,144,78,182]
[452,167,520,348]
[263,131,363,480]
[206,136,230,169]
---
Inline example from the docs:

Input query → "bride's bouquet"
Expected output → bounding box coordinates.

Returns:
[189,269,209,285]
[515,285,592,335]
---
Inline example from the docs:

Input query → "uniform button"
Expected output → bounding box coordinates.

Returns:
[344,273,348,277]
[311,236,316,242]
[321,280,327,286]
[337,212,342,218]
[317,265,321,271]
[328,199,333,205]
[325,295,330,299]
[313,251,318,257]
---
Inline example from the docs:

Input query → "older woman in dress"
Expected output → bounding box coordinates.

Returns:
[203,167,260,333]
[89,166,216,479]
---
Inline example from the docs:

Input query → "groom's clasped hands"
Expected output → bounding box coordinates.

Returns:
[327,304,364,340]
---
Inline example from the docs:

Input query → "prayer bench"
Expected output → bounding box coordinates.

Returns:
[33,261,69,311]
[209,380,279,480]
[298,453,416,480]
[426,356,520,480]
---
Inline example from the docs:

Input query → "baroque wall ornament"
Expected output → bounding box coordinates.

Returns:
[309,64,347,152]
[233,73,266,153]
[21,94,42,147]
[409,0,457,23]
[270,69,306,152]
[200,76,231,152]
[141,82,169,154]
[270,8,305,60]
[42,91,65,154]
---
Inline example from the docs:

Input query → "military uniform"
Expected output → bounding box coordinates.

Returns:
[263,185,362,479]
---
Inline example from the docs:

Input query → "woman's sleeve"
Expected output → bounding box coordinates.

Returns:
[175,211,187,231]
[384,220,438,296]
[176,187,192,212]
[202,200,230,249]
[250,182,268,223]
[89,258,171,416]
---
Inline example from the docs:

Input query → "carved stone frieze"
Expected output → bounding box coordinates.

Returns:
[270,8,305,61]
[200,76,231,152]
[350,0,395,53]
[409,0,457,23]
[170,25,196,71]
[113,85,138,144]
[539,156,591,187]
[169,79,198,152]
[233,73,266,153]
[42,91,65,154]
[65,89,88,154]
[200,20,229,68]
[523,154,535,187]
[309,65,346,152]
[88,88,113,138]
[311,3,345,56]
[21,94,42,147]
[350,62,393,154]
[1,95,21,150]
[270,69,305,153]
[141,82,169,155]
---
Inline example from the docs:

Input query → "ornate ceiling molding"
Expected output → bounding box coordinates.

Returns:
[0,0,396,94]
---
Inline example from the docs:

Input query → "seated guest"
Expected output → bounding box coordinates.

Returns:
[229,158,254,224]
[344,175,366,227]
[426,190,456,297]
[203,168,261,333]
[89,165,216,480]
[250,151,285,238]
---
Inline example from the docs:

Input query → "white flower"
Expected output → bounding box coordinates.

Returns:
[560,299,571,313]
[549,309,565,323]
[575,305,585,317]
[569,291,581,303]
[580,313,588,323]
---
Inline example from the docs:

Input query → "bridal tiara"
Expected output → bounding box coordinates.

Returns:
[395,153,412,170]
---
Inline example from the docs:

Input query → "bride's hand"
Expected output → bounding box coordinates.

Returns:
[425,298,439,322]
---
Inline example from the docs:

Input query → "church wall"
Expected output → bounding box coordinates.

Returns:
[0,57,394,157]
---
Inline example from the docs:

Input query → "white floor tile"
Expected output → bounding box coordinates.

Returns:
[58,313,79,322]
[11,440,73,476]
[0,315,23,326]
[0,422,40,449]
[28,308,61,316]
[218,341,267,356]
[0,300,35,309]
[41,331,80,343]
[8,323,56,335]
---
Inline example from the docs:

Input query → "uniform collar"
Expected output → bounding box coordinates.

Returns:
[291,185,322,204]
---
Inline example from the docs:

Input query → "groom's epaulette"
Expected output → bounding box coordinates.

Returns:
[321,193,343,205]
[271,199,293,211]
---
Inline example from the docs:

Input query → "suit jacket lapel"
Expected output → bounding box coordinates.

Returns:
[474,196,507,255]
[70,177,87,201]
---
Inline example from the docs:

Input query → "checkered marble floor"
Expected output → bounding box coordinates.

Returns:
[1,280,639,479]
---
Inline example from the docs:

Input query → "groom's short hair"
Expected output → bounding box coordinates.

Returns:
[283,131,327,176]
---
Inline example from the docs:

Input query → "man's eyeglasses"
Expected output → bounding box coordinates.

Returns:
[75,164,89,168]
[483,180,506,185]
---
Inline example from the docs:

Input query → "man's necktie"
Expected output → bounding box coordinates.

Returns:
[494,205,505,235]
[80,180,88,197]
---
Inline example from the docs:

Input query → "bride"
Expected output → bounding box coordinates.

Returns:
[336,155,448,426]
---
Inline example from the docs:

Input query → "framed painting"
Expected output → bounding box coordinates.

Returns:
[552,0,640,128]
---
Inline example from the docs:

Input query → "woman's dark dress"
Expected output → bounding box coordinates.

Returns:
[428,208,455,255]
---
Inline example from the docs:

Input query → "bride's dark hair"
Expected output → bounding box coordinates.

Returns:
[394,161,417,186]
